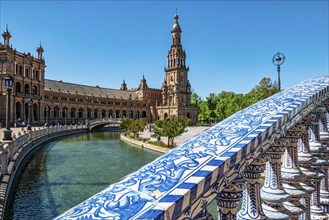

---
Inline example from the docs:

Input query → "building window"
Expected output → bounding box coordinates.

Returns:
[25,68,29,78]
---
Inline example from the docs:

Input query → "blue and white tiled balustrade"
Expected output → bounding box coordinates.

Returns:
[55,75,329,220]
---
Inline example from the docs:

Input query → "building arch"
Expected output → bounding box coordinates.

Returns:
[32,85,38,96]
[115,110,120,118]
[53,106,60,119]
[122,110,127,118]
[78,108,84,119]
[102,109,106,118]
[109,110,113,118]
[71,107,76,119]
[44,106,51,120]
[15,82,22,94]
[24,84,30,95]
[15,101,22,122]
[94,109,98,119]
[187,112,191,118]
[142,111,147,118]
[87,108,91,119]
[33,103,39,121]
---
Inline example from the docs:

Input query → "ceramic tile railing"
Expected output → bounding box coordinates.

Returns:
[53,75,329,220]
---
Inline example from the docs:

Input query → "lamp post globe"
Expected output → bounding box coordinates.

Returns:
[3,76,13,140]
[272,52,286,91]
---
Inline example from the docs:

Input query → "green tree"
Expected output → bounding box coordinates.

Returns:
[196,77,279,123]
[244,77,279,106]
[191,92,202,106]
[132,118,148,138]
[153,116,189,147]
[120,118,133,132]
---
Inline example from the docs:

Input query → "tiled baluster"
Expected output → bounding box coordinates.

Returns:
[319,107,329,214]
[297,121,317,220]
[281,127,307,220]
[237,158,266,220]
[319,104,329,143]
[261,139,291,220]
[310,109,329,218]
[216,176,245,220]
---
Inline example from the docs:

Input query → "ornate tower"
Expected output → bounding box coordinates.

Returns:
[2,26,11,47]
[37,43,44,60]
[120,79,127,91]
[163,12,191,107]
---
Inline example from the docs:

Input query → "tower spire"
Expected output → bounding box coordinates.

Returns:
[2,25,11,47]
[37,42,44,60]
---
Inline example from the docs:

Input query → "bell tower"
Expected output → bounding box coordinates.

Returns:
[163,12,191,107]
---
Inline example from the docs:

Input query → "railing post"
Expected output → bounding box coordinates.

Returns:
[297,120,317,220]
[216,175,245,220]
[237,158,266,220]
[309,109,329,218]
[281,126,307,219]
[318,105,329,213]
[261,138,291,220]
[0,143,8,175]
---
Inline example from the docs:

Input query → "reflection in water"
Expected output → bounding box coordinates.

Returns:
[6,132,161,220]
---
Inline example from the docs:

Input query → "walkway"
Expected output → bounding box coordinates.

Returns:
[138,126,210,146]
[0,127,39,141]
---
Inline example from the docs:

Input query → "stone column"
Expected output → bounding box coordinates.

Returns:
[237,158,266,220]
[261,139,291,220]
[217,176,245,220]
[281,127,307,219]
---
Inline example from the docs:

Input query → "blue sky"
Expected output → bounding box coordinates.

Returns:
[1,1,328,99]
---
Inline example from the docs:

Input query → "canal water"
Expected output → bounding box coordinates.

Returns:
[5,131,162,220]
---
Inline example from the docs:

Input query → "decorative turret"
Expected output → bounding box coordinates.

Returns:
[120,79,127,91]
[2,25,11,47]
[37,43,44,60]
[138,75,148,90]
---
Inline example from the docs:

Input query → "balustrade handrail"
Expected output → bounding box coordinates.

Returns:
[0,124,85,179]
[53,75,329,219]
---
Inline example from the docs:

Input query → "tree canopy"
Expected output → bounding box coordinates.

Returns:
[196,77,279,123]
[153,116,190,147]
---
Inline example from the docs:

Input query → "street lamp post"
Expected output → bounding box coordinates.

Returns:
[272,52,286,91]
[97,98,100,119]
[85,96,89,125]
[135,96,139,119]
[64,109,67,125]
[129,94,132,119]
[3,76,13,140]
[148,98,152,132]
[167,85,171,120]
[45,105,49,126]
[27,98,32,130]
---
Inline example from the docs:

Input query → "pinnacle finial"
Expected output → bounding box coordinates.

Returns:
[176,8,178,15]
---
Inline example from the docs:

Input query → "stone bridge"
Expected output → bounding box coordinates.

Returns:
[54,75,329,219]
[88,118,122,131]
